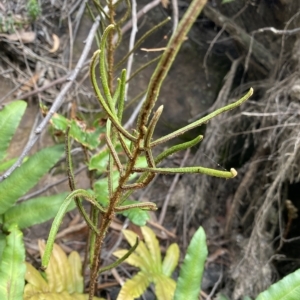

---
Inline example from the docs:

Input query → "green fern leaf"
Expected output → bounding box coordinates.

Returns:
[0,144,64,215]
[0,101,26,161]
[3,192,74,230]
[0,224,25,300]
[256,268,300,300]
[174,226,208,300]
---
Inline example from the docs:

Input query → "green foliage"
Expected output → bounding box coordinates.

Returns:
[26,0,41,21]
[113,225,300,300]
[217,270,300,299]
[30,0,300,298]
[114,226,208,300]
[0,101,72,229]
[0,101,26,162]
[256,269,300,300]
[3,193,70,230]
[0,101,75,299]
[0,225,25,300]
[50,111,149,226]
[0,144,65,215]
[118,200,150,226]
[24,241,104,300]
[113,226,180,300]
[50,113,105,150]
[174,227,208,299]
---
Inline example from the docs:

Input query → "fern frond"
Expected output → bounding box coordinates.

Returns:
[154,274,176,300]
[122,229,154,269]
[141,226,162,273]
[117,272,151,300]
[113,250,148,270]
[162,243,180,277]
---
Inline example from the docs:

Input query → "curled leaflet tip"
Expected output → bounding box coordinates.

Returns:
[230,168,238,178]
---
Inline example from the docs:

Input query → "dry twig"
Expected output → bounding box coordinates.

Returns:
[0,16,101,182]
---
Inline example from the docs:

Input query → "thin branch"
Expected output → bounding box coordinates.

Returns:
[256,26,300,35]
[0,16,100,182]
[206,271,223,300]
[203,5,274,71]
[171,0,179,34]
[17,74,69,100]
[124,0,137,100]
[113,0,161,44]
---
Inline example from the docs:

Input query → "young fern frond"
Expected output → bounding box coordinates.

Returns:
[133,166,238,179]
[145,105,164,149]
[151,87,254,147]
[154,135,204,164]
[105,133,123,173]
[90,50,136,142]
[118,132,133,160]
[99,25,116,113]
[42,189,105,269]
[115,202,157,212]
[117,69,126,122]
[113,0,131,48]
[99,237,139,274]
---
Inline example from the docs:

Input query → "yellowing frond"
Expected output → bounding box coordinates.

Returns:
[68,251,84,294]
[141,226,162,272]
[24,262,49,293]
[117,272,151,300]
[116,227,180,300]
[24,290,75,300]
[24,283,47,299]
[38,240,72,293]
[162,243,180,277]
[72,294,106,300]
[154,275,176,300]
[24,242,103,300]
[122,229,153,269]
[113,250,149,270]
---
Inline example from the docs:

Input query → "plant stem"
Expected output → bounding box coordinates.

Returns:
[108,0,115,92]
[88,142,143,299]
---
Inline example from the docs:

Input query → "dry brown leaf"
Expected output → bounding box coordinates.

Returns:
[49,33,60,53]
[161,0,169,8]
[0,30,36,43]
[19,70,43,93]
